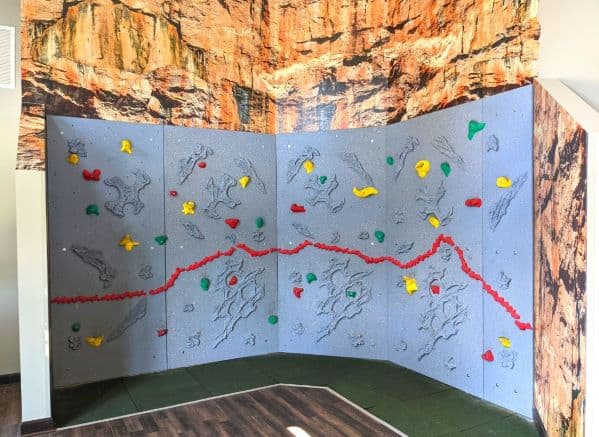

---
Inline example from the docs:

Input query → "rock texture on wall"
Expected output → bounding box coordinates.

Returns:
[19,0,539,169]
[533,82,586,437]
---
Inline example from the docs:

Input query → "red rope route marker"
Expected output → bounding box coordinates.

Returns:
[51,235,532,332]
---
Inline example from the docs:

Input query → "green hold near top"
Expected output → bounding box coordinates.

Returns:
[468,120,486,140]
[319,175,328,185]
[306,272,317,284]
[346,290,357,298]
[85,204,99,216]
[256,217,265,229]
[200,277,210,291]
[268,315,279,325]
[440,162,451,177]
[386,156,394,165]
[154,235,168,245]
[374,230,385,243]
[71,322,80,332]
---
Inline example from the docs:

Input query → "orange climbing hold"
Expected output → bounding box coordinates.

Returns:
[290,203,306,213]
[293,287,304,298]
[482,350,494,362]
[225,218,240,229]
[85,336,104,348]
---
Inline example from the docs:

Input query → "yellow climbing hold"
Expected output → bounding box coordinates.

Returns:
[181,201,196,215]
[498,337,512,348]
[119,234,140,252]
[352,186,379,198]
[303,160,315,174]
[496,176,512,188]
[239,176,250,188]
[415,160,430,178]
[66,153,79,165]
[428,215,440,228]
[120,139,133,154]
[85,335,104,348]
[403,276,418,295]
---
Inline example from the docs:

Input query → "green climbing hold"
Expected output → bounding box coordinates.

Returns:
[71,322,80,332]
[374,230,385,243]
[319,175,328,185]
[386,156,394,165]
[154,235,168,245]
[200,277,210,291]
[256,217,265,229]
[268,315,279,325]
[306,272,317,284]
[85,204,99,216]
[468,120,486,140]
[346,290,357,298]
[440,162,451,177]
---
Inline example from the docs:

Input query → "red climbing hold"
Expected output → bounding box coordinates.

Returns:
[225,218,240,229]
[515,321,533,331]
[290,203,306,213]
[228,275,238,286]
[157,329,168,337]
[481,350,495,362]
[430,284,441,294]
[169,190,178,197]
[293,287,304,298]
[465,198,483,208]
[198,161,207,168]
[82,169,101,181]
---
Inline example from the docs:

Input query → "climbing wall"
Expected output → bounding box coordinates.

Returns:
[47,116,167,387]
[163,127,278,368]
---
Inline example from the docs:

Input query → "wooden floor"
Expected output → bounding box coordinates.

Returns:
[1,383,21,437]
[4,384,400,436]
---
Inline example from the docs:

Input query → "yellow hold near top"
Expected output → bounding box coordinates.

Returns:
[352,186,379,198]
[403,276,418,295]
[496,176,512,188]
[85,335,104,348]
[303,160,315,174]
[428,215,440,228]
[121,139,133,154]
[181,201,196,215]
[66,153,79,165]
[119,234,140,252]
[239,176,251,188]
[498,337,511,348]
[415,160,430,178]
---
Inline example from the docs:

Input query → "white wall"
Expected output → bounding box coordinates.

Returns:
[0,0,20,376]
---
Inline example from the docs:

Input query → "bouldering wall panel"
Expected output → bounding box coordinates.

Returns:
[47,116,167,387]
[164,127,278,369]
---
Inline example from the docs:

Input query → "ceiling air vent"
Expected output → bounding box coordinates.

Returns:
[0,25,16,89]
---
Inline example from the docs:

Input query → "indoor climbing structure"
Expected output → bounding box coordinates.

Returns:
[46,86,533,417]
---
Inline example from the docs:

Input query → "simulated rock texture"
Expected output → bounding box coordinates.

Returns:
[533,82,586,437]
[19,0,539,169]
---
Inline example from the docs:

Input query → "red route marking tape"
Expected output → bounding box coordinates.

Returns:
[51,234,532,331]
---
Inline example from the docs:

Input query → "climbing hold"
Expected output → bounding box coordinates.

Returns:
[430,284,441,295]
[374,230,385,243]
[482,350,495,362]
[120,139,133,154]
[239,176,250,188]
[182,201,196,215]
[319,175,328,185]
[386,156,394,165]
[268,315,279,325]
[225,218,240,229]
[169,190,178,197]
[306,272,317,284]
[200,277,210,291]
[303,160,314,174]
[85,204,99,216]
[465,198,483,208]
[119,234,140,252]
[71,322,81,333]
[428,215,440,228]
[290,203,306,213]
[402,276,418,295]
[228,275,238,286]
[440,162,451,177]
[498,337,511,348]
[66,153,79,165]
[255,217,265,228]
[496,176,512,188]
[198,161,207,169]
[85,335,104,348]
[468,120,486,140]
[352,186,379,198]
[154,235,168,245]
[82,169,101,181]
[346,290,357,298]
[157,329,168,337]
[415,160,430,178]
[293,287,304,298]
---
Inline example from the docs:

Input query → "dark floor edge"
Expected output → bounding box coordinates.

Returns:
[21,418,55,436]
[532,406,548,437]
[0,372,20,385]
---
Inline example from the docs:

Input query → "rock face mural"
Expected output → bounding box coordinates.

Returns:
[19,0,539,170]
[533,82,587,436]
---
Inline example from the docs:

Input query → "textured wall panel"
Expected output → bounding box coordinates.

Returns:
[47,116,167,387]
[164,127,278,369]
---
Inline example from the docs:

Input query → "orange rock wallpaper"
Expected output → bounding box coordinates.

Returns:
[533,82,587,437]
[18,0,539,169]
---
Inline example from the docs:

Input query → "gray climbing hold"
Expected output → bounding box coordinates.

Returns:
[497,271,512,290]
[349,332,365,348]
[304,174,345,213]
[391,208,407,224]
[486,134,500,152]
[395,241,414,255]
[177,145,213,185]
[245,333,256,346]
[104,169,151,217]
[67,139,87,157]
[329,232,341,244]
[340,152,374,185]
[289,271,302,284]
[67,336,81,351]
[252,230,266,242]
[432,136,465,168]
[489,173,527,231]
[71,245,116,288]
[225,233,237,244]
[106,298,148,343]
[182,222,205,239]
[183,304,195,313]
[204,174,241,219]
[138,265,153,280]
[187,331,201,348]
[394,136,419,180]
[358,231,369,240]
[292,323,305,336]
[292,223,315,239]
